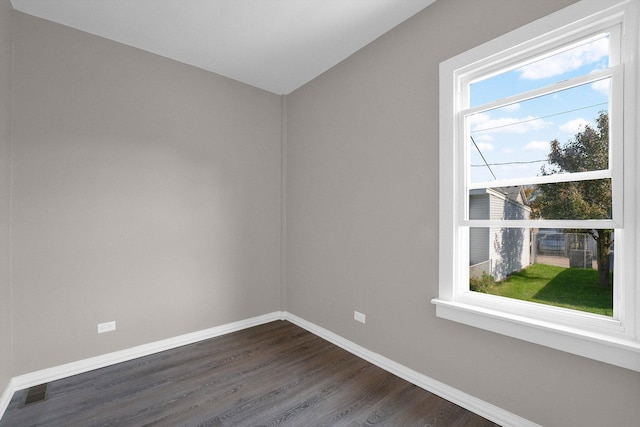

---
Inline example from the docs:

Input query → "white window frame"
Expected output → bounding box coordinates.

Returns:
[433,0,640,372]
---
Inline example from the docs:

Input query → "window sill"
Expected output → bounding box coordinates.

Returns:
[431,298,640,372]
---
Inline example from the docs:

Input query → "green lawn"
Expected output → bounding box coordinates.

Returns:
[473,263,613,316]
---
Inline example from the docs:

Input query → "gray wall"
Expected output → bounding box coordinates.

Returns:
[285,0,640,426]
[10,12,282,374]
[0,0,13,393]
[5,1,640,426]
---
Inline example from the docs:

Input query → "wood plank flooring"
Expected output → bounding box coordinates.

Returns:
[1,321,499,426]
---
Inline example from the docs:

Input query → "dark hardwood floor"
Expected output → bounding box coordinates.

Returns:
[1,321,499,426]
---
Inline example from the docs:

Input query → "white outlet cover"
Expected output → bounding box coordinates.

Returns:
[97,321,116,334]
[354,311,366,323]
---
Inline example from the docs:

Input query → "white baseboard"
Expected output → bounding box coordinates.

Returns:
[284,312,539,427]
[0,377,16,421]
[0,311,283,419]
[1,310,535,427]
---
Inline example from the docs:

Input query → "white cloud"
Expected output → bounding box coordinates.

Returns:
[523,140,550,151]
[475,142,494,152]
[468,112,490,127]
[560,118,591,134]
[473,133,494,143]
[591,78,610,95]
[517,37,608,80]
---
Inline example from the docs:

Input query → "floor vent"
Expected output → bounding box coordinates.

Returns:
[24,383,48,406]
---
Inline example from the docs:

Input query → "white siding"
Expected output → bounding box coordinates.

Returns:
[469,190,531,280]
[490,192,531,280]
[469,195,490,265]
[469,194,489,220]
[470,227,489,265]
[491,226,530,281]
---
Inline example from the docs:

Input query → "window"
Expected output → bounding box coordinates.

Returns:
[433,0,640,371]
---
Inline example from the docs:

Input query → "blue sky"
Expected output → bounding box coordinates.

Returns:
[467,36,610,184]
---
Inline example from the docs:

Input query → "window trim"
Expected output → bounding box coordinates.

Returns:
[433,0,640,372]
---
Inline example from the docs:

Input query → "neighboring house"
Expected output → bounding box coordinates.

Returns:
[469,186,531,281]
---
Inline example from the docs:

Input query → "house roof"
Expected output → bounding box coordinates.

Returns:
[499,186,529,205]
[469,186,531,209]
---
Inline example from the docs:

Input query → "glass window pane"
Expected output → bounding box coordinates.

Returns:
[469,227,614,316]
[468,179,612,221]
[470,34,610,107]
[469,187,532,220]
[531,179,612,220]
[467,79,610,184]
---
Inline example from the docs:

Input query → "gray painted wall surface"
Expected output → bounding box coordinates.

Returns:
[10,12,282,374]
[0,0,13,393]
[285,1,640,426]
[4,1,640,426]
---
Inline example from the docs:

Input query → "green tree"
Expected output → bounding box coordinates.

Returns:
[532,111,613,287]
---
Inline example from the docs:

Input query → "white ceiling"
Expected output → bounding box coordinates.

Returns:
[10,0,435,94]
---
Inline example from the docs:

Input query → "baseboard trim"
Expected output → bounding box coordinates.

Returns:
[2,310,535,427]
[284,312,539,427]
[0,378,16,421]
[0,311,283,419]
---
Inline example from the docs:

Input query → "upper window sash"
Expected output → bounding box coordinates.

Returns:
[458,74,623,228]
[461,67,620,189]
[457,59,623,227]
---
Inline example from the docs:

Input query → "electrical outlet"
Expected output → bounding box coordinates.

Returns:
[97,321,116,334]
[354,311,366,324]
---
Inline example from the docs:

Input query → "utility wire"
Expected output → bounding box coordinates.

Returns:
[471,102,607,134]
[470,135,497,180]
[471,159,547,167]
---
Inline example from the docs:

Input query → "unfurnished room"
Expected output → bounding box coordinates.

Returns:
[0,1,639,426]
